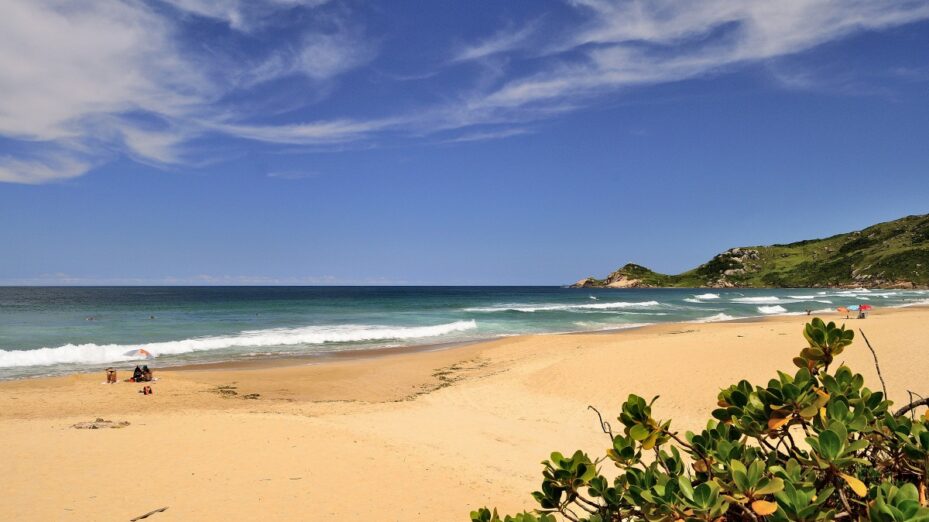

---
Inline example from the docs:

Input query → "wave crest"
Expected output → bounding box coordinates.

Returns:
[464,301,660,313]
[0,320,478,369]
[758,305,788,314]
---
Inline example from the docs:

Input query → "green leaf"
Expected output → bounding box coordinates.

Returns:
[693,483,713,508]
[818,430,841,461]
[677,475,694,501]
[629,424,649,441]
[754,477,784,496]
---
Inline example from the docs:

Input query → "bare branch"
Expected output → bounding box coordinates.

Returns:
[858,329,888,399]
[895,397,929,418]
[735,501,760,522]
[588,405,614,440]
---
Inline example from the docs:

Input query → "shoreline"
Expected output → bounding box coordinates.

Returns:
[3,306,928,520]
[2,302,924,381]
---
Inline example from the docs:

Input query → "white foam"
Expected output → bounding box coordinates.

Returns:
[734,296,830,305]
[693,293,720,300]
[732,296,782,304]
[692,313,738,323]
[464,301,660,313]
[0,320,478,369]
[572,322,652,331]
[758,305,788,314]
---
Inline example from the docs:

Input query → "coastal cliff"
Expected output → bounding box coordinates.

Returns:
[574,214,929,289]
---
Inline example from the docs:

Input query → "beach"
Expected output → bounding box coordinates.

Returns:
[1,307,928,521]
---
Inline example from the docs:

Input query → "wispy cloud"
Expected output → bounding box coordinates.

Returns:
[0,153,93,184]
[1,0,928,184]
[451,19,541,63]
[160,0,332,32]
[243,24,376,85]
[470,0,929,111]
[442,127,533,144]
[266,169,322,180]
[213,117,398,145]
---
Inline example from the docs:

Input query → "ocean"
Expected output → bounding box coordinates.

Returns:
[1,286,927,380]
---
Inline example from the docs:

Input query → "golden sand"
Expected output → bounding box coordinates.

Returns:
[1,308,927,520]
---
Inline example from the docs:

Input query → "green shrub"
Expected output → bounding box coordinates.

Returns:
[472,319,929,521]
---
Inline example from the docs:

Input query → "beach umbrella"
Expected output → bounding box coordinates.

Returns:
[836,307,849,313]
[124,348,153,359]
[860,304,873,311]
[847,305,860,312]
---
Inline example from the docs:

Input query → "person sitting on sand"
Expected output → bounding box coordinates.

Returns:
[106,368,117,384]
[141,365,152,382]
[130,365,143,382]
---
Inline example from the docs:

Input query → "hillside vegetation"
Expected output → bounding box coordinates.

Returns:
[573,214,929,289]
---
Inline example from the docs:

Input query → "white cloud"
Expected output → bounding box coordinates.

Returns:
[443,127,533,143]
[1,0,928,184]
[474,0,929,110]
[266,170,322,180]
[213,117,398,145]
[452,20,541,62]
[160,0,331,31]
[0,0,209,142]
[0,0,374,183]
[0,153,93,184]
[245,27,377,84]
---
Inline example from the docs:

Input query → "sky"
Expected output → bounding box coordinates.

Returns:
[1,0,928,285]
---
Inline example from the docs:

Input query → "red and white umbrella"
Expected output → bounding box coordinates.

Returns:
[124,348,153,359]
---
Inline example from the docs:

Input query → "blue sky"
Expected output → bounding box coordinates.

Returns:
[1,0,928,285]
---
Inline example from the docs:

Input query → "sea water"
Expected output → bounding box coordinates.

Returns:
[1,286,927,379]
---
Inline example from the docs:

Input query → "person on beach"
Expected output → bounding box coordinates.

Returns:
[106,368,117,384]
[141,365,152,382]
[130,365,143,382]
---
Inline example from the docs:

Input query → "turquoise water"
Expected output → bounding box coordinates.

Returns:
[1,286,926,379]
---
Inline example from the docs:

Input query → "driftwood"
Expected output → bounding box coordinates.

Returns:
[130,506,168,521]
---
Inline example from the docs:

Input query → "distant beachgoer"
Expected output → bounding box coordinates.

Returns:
[140,385,153,395]
[141,365,152,382]
[106,368,117,384]
[131,365,143,382]
[149,315,155,320]
[805,309,812,316]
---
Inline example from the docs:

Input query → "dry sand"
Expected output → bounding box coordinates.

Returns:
[1,308,927,521]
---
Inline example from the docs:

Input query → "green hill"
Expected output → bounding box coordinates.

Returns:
[573,214,929,289]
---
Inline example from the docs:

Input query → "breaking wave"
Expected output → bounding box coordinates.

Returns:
[693,293,720,300]
[692,313,738,323]
[733,296,831,305]
[464,301,661,313]
[758,305,788,314]
[0,320,478,369]
[732,296,783,303]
